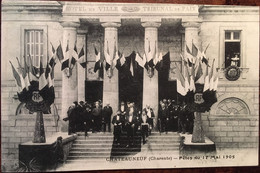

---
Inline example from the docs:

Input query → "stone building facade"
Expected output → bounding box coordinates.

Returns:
[1,1,259,171]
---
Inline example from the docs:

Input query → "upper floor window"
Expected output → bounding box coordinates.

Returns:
[24,30,44,68]
[224,31,241,68]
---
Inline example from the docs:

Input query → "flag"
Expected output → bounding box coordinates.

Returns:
[195,60,203,83]
[147,41,154,67]
[70,42,78,70]
[135,52,145,68]
[175,63,186,96]
[61,59,69,71]
[189,63,196,92]
[130,57,134,76]
[203,60,210,92]
[17,57,30,90]
[120,53,126,66]
[78,46,86,68]
[209,59,216,91]
[94,46,102,72]
[70,56,77,69]
[143,53,149,71]
[56,43,64,61]
[115,51,122,70]
[213,75,219,91]
[201,43,210,66]
[183,60,190,93]
[104,41,111,71]
[39,61,48,91]
[192,42,198,57]
[186,45,192,55]
[27,55,38,81]
[155,52,163,71]
[10,61,24,92]
[112,49,119,70]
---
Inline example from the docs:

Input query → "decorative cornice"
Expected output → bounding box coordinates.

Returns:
[141,22,161,28]
[101,22,121,28]
[182,21,201,28]
[60,21,80,28]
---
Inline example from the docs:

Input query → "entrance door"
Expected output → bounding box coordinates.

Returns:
[85,81,103,103]
[119,52,143,110]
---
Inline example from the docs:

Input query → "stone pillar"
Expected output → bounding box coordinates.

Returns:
[101,22,121,116]
[77,30,88,102]
[141,21,161,129]
[60,21,80,132]
[182,21,205,143]
[182,21,200,53]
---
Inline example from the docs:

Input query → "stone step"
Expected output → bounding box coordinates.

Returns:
[69,151,145,156]
[66,156,108,161]
[72,143,113,148]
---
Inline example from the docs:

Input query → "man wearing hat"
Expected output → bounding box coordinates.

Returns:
[102,103,113,132]
[125,103,137,147]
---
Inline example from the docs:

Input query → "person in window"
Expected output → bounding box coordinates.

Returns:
[112,111,123,145]
[231,53,240,66]
[102,103,113,132]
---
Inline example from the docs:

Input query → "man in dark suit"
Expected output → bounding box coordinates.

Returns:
[158,103,169,134]
[102,103,113,132]
[92,101,102,132]
[140,110,149,144]
[125,103,137,147]
[112,111,123,145]
[144,105,155,132]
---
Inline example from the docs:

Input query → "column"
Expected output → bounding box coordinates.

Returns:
[182,21,205,143]
[77,30,88,102]
[101,22,121,118]
[182,21,200,52]
[60,21,80,132]
[142,21,161,129]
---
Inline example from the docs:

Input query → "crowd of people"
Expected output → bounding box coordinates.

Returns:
[158,99,194,134]
[63,99,195,146]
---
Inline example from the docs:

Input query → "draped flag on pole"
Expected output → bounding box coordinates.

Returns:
[194,59,203,83]
[61,41,70,71]
[200,43,210,66]
[183,59,190,93]
[192,42,199,57]
[56,42,64,62]
[27,55,38,81]
[104,40,111,71]
[155,52,163,71]
[10,61,24,92]
[189,63,196,92]
[143,53,149,71]
[94,45,102,72]
[175,63,187,96]
[39,60,48,91]
[209,59,216,91]
[135,52,145,68]
[77,46,86,68]
[130,57,134,76]
[16,57,30,90]
[112,44,119,70]
[115,51,122,70]
[203,59,210,92]
[70,41,78,70]
[147,41,154,68]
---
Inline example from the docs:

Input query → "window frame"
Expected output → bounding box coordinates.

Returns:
[219,26,247,69]
[20,25,48,67]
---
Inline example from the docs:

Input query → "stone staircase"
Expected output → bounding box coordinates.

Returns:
[66,131,180,163]
[141,132,181,155]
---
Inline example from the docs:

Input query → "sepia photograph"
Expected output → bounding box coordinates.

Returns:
[1,0,259,172]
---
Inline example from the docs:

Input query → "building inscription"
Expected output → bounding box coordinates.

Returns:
[63,4,198,14]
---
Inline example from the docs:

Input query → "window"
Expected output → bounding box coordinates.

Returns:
[25,30,44,68]
[224,31,241,68]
